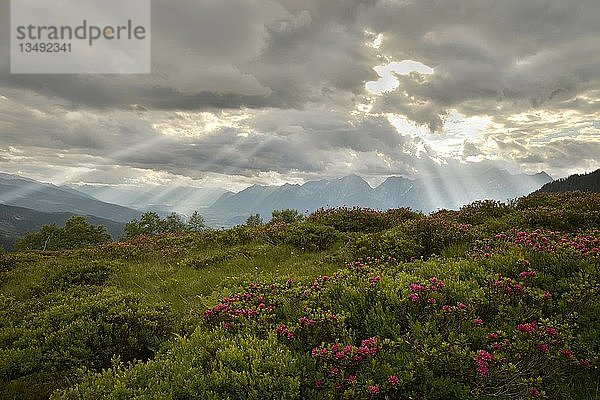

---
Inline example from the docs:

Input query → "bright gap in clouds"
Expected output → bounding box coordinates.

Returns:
[365,59,495,162]
[387,111,492,159]
[366,60,434,95]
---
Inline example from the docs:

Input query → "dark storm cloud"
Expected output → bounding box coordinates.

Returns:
[0,0,378,110]
[0,0,599,185]
[365,0,600,131]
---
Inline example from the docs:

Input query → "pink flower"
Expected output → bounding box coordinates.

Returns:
[408,293,420,303]
[329,367,339,377]
[475,350,493,377]
[519,270,536,278]
[528,387,541,398]
[536,343,549,353]
[427,297,436,304]
[315,380,324,389]
[458,302,467,310]
[488,332,500,339]
[560,349,573,358]
[544,327,556,336]
[544,291,553,300]
[516,322,537,333]
[299,316,316,327]
[369,275,382,284]
[473,318,483,326]
[514,284,523,293]
[441,305,452,312]
[579,359,591,368]
[388,375,399,386]
[477,350,493,361]
[368,385,380,395]
[348,375,357,384]
[409,283,427,292]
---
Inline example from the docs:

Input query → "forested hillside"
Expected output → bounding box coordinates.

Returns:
[537,169,600,193]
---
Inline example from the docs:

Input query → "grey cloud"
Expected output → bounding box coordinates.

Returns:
[1,0,599,185]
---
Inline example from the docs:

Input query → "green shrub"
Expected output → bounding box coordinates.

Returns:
[282,223,342,251]
[0,287,174,400]
[47,261,117,290]
[308,207,395,232]
[53,330,303,400]
[349,227,422,261]
[400,217,476,257]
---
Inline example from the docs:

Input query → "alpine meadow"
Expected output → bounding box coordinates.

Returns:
[1,0,600,399]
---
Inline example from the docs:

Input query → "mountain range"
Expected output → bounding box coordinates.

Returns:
[0,167,555,243]
[70,184,228,216]
[0,173,140,223]
[208,169,553,226]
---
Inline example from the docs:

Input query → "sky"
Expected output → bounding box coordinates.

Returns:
[1,0,599,192]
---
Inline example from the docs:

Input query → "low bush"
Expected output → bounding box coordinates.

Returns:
[281,223,342,251]
[308,207,398,232]
[53,329,303,400]
[348,226,422,261]
[0,287,174,400]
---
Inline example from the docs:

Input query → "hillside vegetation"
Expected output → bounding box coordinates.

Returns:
[0,192,598,399]
[537,169,600,193]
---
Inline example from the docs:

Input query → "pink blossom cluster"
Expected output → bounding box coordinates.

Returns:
[346,260,367,272]
[475,349,493,377]
[298,316,316,327]
[311,337,380,365]
[203,287,275,324]
[518,270,537,278]
[516,322,537,334]
[275,324,295,340]
[490,273,524,295]
[407,277,446,303]
[368,385,380,395]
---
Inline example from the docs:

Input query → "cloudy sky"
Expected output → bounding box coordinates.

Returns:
[1,0,599,191]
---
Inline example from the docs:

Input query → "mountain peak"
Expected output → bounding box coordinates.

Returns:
[534,171,552,180]
[339,174,370,186]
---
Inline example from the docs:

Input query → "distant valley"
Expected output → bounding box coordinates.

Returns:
[0,204,124,251]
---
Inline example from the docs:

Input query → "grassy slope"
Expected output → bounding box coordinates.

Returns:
[1,238,343,314]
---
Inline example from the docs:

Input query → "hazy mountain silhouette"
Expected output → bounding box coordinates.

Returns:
[70,184,229,215]
[209,168,552,222]
[0,173,140,223]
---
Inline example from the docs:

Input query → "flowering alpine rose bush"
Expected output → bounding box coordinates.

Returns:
[17,192,600,399]
[515,192,600,230]
[59,246,598,399]
[307,207,421,233]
